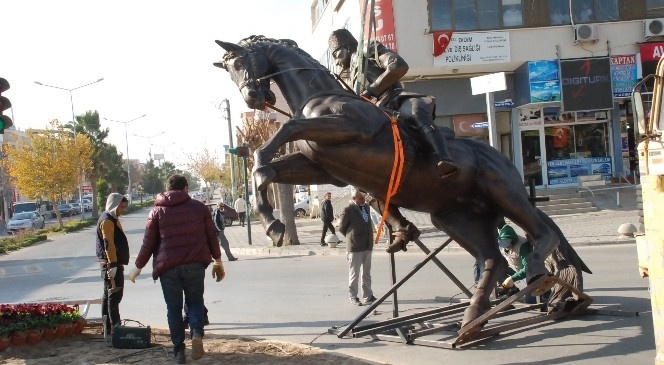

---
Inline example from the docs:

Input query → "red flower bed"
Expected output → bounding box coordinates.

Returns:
[0,303,82,338]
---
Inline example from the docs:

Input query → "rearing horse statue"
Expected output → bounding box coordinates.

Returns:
[213,35,590,327]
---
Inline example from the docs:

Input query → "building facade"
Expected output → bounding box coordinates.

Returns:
[310,0,664,188]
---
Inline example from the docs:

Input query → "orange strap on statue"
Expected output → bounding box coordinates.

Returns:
[374,112,405,245]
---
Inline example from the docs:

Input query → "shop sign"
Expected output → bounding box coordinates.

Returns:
[433,32,510,66]
[518,108,543,128]
[610,55,637,98]
[547,156,611,185]
[527,60,561,103]
[452,114,487,137]
[360,0,398,51]
[560,57,613,112]
[494,100,515,108]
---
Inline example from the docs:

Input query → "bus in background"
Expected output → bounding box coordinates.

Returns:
[12,201,53,219]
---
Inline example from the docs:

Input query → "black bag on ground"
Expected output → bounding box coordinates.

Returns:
[112,320,151,349]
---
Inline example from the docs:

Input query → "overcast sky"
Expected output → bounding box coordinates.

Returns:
[3,0,314,167]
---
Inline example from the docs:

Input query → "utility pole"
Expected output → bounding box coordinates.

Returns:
[219,99,237,198]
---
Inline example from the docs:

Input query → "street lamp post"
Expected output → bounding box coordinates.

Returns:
[219,99,237,198]
[103,114,147,198]
[133,131,165,160]
[34,78,104,206]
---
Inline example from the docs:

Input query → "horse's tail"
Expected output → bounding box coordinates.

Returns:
[537,209,592,274]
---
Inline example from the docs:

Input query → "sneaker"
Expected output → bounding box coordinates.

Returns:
[191,333,204,360]
[350,297,363,306]
[320,242,328,247]
[363,295,377,305]
[229,257,239,261]
[174,347,186,364]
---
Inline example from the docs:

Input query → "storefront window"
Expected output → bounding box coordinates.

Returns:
[574,123,608,158]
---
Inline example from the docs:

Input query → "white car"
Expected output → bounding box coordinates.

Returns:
[81,199,92,212]
[293,199,311,217]
[7,212,45,234]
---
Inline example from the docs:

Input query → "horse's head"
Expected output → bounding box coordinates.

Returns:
[213,39,276,109]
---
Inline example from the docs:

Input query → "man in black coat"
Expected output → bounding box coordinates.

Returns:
[320,192,335,246]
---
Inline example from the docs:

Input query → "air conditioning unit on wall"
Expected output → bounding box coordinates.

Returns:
[645,18,664,38]
[574,24,599,44]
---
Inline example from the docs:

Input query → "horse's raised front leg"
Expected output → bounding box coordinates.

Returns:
[254,152,346,246]
[254,114,382,190]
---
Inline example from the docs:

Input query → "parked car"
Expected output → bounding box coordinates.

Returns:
[7,212,45,234]
[206,203,239,226]
[57,203,74,217]
[81,199,92,212]
[70,203,82,215]
[293,199,311,217]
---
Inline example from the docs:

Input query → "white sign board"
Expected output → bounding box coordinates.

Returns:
[434,32,510,66]
[470,72,506,95]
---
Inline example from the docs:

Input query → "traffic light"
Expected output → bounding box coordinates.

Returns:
[228,146,250,157]
[0,78,13,134]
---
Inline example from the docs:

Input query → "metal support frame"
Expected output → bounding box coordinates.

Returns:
[328,232,606,349]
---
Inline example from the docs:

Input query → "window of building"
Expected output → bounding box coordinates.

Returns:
[454,2,478,30]
[548,0,571,25]
[647,0,664,16]
[573,0,619,22]
[431,0,453,30]
[479,0,501,29]
[502,0,523,27]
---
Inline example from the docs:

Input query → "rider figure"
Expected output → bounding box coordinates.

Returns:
[328,28,458,179]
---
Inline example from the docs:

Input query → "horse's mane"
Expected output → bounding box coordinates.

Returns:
[223,35,329,74]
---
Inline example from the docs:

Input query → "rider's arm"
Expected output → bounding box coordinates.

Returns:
[364,42,409,97]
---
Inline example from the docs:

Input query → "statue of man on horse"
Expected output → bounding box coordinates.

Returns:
[328,29,458,180]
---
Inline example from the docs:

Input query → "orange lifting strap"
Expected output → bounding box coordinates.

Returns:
[374,112,405,245]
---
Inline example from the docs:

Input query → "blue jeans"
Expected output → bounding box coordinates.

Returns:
[159,263,206,350]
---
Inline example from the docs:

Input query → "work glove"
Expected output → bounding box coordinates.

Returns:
[211,261,225,282]
[107,267,117,279]
[128,266,142,283]
[502,276,514,289]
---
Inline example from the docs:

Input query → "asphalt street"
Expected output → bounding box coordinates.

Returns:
[0,203,654,365]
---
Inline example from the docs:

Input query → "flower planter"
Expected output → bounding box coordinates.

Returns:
[26,329,42,345]
[73,318,86,335]
[63,323,75,337]
[10,331,27,346]
[0,336,10,352]
[42,327,57,341]
[55,324,68,339]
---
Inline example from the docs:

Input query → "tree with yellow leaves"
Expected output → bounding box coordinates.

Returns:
[4,120,94,227]
[187,148,223,202]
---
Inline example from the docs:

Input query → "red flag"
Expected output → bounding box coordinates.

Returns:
[433,31,453,57]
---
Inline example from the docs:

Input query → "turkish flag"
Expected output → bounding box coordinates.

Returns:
[433,31,453,57]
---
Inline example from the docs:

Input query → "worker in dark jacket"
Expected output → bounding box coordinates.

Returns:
[128,175,224,364]
[95,193,129,332]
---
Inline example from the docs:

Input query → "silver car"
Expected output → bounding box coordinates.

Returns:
[7,212,45,234]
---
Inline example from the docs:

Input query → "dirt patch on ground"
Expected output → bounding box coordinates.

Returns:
[0,326,373,365]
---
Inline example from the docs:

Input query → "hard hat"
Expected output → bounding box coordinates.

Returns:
[498,224,518,248]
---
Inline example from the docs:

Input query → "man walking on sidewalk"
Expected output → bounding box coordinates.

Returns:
[234,195,247,227]
[214,201,238,261]
[320,192,335,246]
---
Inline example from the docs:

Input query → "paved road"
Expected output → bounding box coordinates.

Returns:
[0,206,654,365]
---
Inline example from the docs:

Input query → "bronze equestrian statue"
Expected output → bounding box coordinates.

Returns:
[328,28,458,179]
[213,35,590,328]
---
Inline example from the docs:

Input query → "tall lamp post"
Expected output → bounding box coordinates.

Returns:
[133,131,165,160]
[103,114,147,198]
[219,99,237,198]
[34,77,104,205]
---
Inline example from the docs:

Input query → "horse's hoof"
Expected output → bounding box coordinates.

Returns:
[254,165,277,191]
[266,220,285,247]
